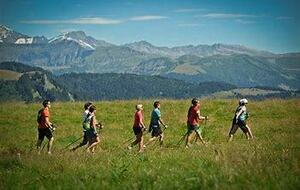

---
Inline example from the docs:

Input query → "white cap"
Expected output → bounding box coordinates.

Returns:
[239,98,248,104]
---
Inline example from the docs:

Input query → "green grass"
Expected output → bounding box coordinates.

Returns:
[0,99,299,189]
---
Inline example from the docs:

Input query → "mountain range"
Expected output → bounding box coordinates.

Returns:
[0,25,299,91]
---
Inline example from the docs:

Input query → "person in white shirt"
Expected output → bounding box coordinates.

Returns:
[228,98,253,142]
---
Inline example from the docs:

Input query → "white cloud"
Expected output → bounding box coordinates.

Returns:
[21,17,122,25]
[199,13,259,19]
[177,23,200,27]
[129,15,168,21]
[173,8,206,13]
[235,19,256,24]
[276,16,293,20]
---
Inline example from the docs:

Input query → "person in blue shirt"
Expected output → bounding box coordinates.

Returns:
[145,101,167,147]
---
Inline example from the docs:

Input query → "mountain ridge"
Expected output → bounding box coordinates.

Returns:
[0,25,299,90]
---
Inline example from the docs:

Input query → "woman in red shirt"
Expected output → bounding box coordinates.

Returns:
[128,104,146,152]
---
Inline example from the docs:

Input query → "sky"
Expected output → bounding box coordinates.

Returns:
[0,0,299,53]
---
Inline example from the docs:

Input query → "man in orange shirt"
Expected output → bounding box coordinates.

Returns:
[36,99,54,154]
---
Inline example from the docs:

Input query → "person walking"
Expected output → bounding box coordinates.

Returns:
[228,98,253,142]
[128,104,146,153]
[85,105,101,153]
[186,98,208,148]
[145,101,167,147]
[36,99,54,154]
[72,102,93,151]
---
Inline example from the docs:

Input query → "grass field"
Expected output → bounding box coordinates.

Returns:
[0,99,299,189]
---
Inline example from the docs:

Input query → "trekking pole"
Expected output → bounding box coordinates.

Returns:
[123,129,149,145]
[63,136,83,150]
[41,141,48,152]
[176,132,188,146]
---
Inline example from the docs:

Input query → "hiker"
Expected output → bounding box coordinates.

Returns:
[128,104,146,152]
[228,98,253,142]
[85,105,102,153]
[36,99,54,154]
[186,98,208,148]
[72,102,93,151]
[145,101,168,147]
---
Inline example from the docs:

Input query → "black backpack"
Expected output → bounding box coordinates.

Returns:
[37,108,44,124]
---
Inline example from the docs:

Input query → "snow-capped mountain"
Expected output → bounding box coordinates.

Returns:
[0,25,29,43]
[49,31,113,50]
[0,25,48,44]
[49,31,97,50]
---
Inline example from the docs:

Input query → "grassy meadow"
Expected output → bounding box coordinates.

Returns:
[0,99,299,189]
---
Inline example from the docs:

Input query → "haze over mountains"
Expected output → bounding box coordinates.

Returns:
[0,25,299,91]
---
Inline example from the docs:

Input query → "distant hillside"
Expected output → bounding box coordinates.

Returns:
[0,62,73,102]
[56,73,236,100]
[0,61,298,102]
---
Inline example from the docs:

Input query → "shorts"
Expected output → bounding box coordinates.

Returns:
[151,125,163,137]
[187,123,202,136]
[133,126,143,136]
[86,129,98,140]
[38,128,53,141]
[79,131,88,146]
[229,118,248,135]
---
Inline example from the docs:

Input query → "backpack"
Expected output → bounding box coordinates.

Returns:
[37,108,44,124]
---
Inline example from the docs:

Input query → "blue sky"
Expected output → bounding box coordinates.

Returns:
[0,0,299,53]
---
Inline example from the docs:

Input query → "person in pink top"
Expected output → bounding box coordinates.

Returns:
[128,104,146,152]
[186,98,208,148]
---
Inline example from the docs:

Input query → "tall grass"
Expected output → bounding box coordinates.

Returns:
[0,99,299,189]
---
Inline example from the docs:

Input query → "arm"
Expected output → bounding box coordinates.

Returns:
[159,118,167,128]
[235,107,244,121]
[139,116,146,129]
[45,117,52,128]
[197,110,207,120]
[91,116,98,134]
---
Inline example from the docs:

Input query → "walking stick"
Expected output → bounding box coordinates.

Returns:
[63,136,83,150]
[176,132,188,146]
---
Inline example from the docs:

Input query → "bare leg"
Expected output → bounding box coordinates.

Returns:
[185,132,193,148]
[36,139,43,154]
[138,134,144,152]
[47,137,54,154]
[195,131,206,145]
[228,134,233,142]
[145,137,158,146]
[87,137,100,153]
[159,133,164,147]
[245,125,253,139]
[129,133,143,151]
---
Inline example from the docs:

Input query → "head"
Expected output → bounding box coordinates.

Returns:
[153,100,160,109]
[191,98,199,106]
[89,105,96,113]
[136,104,143,111]
[42,99,51,108]
[239,98,248,106]
[84,102,93,110]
